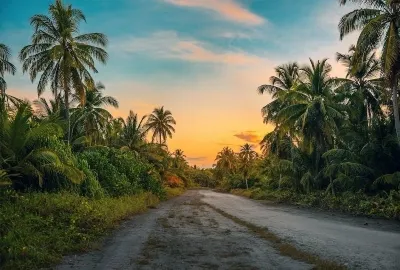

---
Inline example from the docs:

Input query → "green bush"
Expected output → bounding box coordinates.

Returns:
[79,147,164,197]
[0,189,159,270]
[77,158,104,199]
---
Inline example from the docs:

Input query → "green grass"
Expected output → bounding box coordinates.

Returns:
[0,190,160,270]
[231,188,400,220]
[164,187,186,199]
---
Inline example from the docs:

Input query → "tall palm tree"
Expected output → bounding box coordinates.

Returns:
[339,0,400,141]
[239,143,258,189]
[145,106,176,144]
[0,44,16,96]
[260,128,292,159]
[172,149,187,169]
[19,0,108,143]
[276,59,346,175]
[121,110,148,152]
[71,82,118,145]
[336,45,383,127]
[105,117,125,146]
[258,62,299,125]
[215,147,237,175]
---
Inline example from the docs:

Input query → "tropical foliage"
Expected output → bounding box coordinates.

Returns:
[210,7,400,218]
[0,44,16,95]
[0,1,191,268]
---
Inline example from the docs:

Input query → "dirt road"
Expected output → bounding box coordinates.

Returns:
[57,190,400,270]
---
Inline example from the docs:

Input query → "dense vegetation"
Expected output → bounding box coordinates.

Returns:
[0,1,190,269]
[3,0,400,268]
[208,0,400,220]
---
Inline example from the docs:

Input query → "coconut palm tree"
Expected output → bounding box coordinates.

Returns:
[105,117,125,147]
[0,99,83,189]
[33,96,64,119]
[239,143,258,189]
[145,106,176,144]
[215,147,237,175]
[0,43,16,96]
[258,62,299,125]
[276,59,346,175]
[71,82,118,145]
[339,0,400,141]
[121,111,148,153]
[336,45,383,127]
[19,0,108,143]
[172,149,187,169]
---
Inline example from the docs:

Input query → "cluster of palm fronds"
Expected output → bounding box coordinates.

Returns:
[213,1,400,195]
[0,0,188,193]
[255,0,400,195]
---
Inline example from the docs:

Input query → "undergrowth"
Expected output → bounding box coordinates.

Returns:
[231,188,400,220]
[164,187,186,199]
[0,189,160,270]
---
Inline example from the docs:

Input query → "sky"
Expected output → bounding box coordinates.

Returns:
[0,0,359,167]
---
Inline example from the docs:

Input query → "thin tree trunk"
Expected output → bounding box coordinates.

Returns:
[330,177,335,196]
[392,82,400,141]
[64,76,71,145]
[278,173,281,190]
[245,178,248,190]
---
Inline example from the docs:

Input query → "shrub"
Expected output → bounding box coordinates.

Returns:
[78,147,164,197]
[0,190,159,270]
[165,172,184,188]
[76,158,104,199]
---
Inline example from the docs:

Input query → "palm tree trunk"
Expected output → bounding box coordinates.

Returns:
[330,177,335,196]
[278,173,281,190]
[63,73,71,144]
[392,82,400,141]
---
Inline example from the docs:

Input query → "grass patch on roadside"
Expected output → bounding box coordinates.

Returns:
[0,190,159,270]
[231,188,400,220]
[164,187,185,199]
[205,203,346,270]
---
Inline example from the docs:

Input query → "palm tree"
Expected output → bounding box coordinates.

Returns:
[173,149,186,158]
[260,128,292,159]
[0,99,83,189]
[105,117,125,147]
[258,62,299,125]
[121,110,148,153]
[339,0,400,141]
[34,96,63,119]
[19,0,108,143]
[215,147,237,175]
[172,149,187,169]
[276,59,346,175]
[145,106,176,144]
[71,82,118,145]
[0,43,16,96]
[336,45,383,127]
[239,143,258,189]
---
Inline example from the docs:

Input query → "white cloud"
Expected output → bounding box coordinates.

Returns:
[114,31,266,65]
